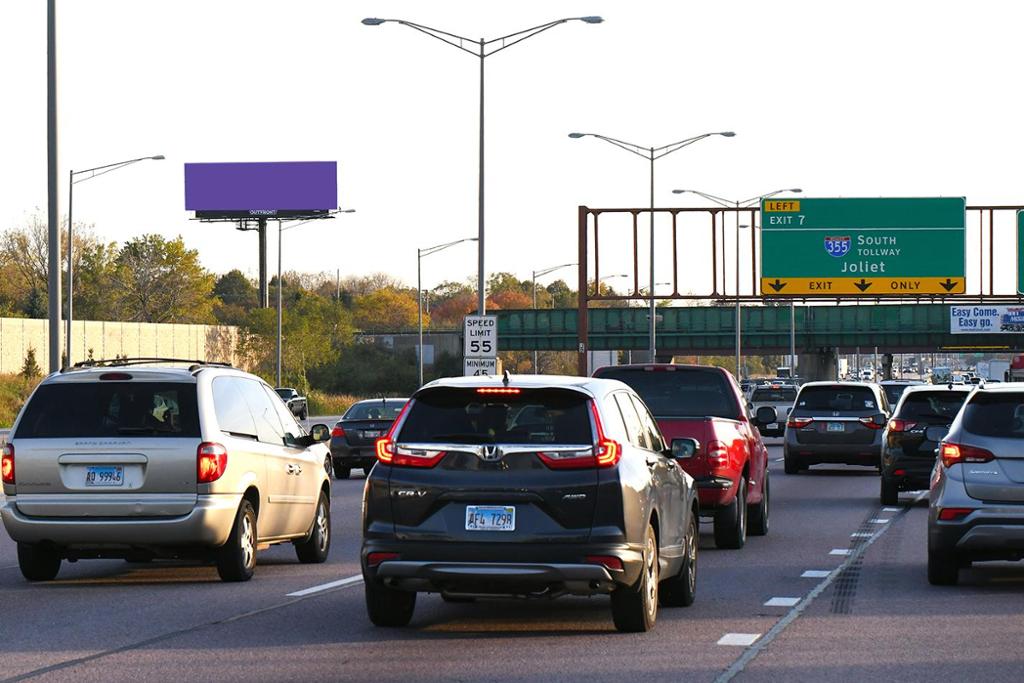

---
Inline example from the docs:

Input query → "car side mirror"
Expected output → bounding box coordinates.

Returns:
[310,423,331,443]
[670,437,700,459]
[925,425,949,442]
[754,406,778,427]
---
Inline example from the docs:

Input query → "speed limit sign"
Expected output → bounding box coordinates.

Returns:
[464,315,497,358]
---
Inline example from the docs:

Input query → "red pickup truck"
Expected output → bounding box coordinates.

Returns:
[593,364,771,549]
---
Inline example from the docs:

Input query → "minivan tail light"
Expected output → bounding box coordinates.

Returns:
[788,417,813,429]
[1,444,13,485]
[887,419,917,432]
[940,442,995,468]
[197,442,228,483]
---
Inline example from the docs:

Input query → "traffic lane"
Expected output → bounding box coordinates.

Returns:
[0,481,365,680]
[736,494,1024,682]
[9,447,900,682]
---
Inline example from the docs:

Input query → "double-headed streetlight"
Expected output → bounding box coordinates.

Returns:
[66,154,164,365]
[531,262,576,372]
[672,188,802,380]
[418,237,477,386]
[277,210,356,387]
[569,131,735,362]
[363,16,603,318]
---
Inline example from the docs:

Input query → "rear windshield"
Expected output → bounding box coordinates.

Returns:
[398,388,592,444]
[882,384,916,405]
[594,368,739,420]
[751,387,797,402]
[961,392,1024,438]
[344,400,407,421]
[274,388,294,399]
[795,385,878,412]
[897,391,969,422]
[16,382,200,438]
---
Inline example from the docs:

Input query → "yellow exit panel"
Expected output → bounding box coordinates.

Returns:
[760,276,965,296]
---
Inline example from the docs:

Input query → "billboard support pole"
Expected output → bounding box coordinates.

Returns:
[47,0,61,373]
[258,217,269,308]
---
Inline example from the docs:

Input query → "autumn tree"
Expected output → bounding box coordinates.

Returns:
[353,287,421,332]
[111,234,215,323]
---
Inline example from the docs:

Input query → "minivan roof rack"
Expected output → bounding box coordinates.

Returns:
[64,358,233,373]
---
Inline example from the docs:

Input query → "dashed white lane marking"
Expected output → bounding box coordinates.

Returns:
[882,507,900,512]
[773,457,784,462]
[718,633,761,646]
[286,574,363,597]
[869,518,890,524]
[851,532,873,538]
[801,570,830,578]
[764,597,800,607]
[829,548,852,556]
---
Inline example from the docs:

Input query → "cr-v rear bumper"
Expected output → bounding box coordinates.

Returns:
[362,540,643,595]
[0,493,241,548]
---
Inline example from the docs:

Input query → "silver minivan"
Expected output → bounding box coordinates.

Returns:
[1,361,332,582]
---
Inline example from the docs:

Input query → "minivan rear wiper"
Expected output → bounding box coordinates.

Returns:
[116,426,170,435]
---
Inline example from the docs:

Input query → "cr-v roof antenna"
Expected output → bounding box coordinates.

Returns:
[502,369,510,386]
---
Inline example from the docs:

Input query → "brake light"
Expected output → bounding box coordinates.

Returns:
[887,419,917,432]
[538,401,622,470]
[197,442,228,483]
[367,552,399,567]
[938,507,975,521]
[375,400,413,465]
[585,555,624,571]
[99,372,133,381]
[706,440,729,466]
[1,444,13,485]
[373,401,442,468]
[476,388,521,395]
[330,424,346,438]
[940,442,995,468]
[859,416,884,430]
[787,417,813,429]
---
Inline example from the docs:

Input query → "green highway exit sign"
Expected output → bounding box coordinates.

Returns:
[760,197,966,296]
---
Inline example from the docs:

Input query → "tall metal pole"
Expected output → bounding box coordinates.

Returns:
[66,170,74,367]
[735,204,741,380]
[47,0,61,373]
[276,221,283,387]
[790,300,796,374]
[417,249,424,387]
[477,40,486,316]
[649,151,656,361]
[532,271,539,372]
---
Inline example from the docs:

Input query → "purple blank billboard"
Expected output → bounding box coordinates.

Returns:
[184,161,337,215]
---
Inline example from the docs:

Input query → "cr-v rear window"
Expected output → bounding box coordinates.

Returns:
[594,368,739,420]
[398,388,592,444]
[15,382,200,438]
[795,385,878,412]
[961,392,1024,438]
[897,391,969,422]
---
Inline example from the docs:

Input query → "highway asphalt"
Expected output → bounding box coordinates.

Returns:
[3,438,1024,682]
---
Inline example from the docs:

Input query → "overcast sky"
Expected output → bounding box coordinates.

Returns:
[3,1,1021,297]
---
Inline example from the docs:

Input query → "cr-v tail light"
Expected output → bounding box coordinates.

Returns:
[939,442,995,468]
[887,419,917,432]
[538,401,622,470]
[1,444,13,485]
[374,401,443,468]
[197,442,228,483]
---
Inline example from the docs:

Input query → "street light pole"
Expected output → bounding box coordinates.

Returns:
[65,155,164,366]
[364,16,602,317]
[531,262,576,372]
[570,131,735,362]
[417,237,477,386]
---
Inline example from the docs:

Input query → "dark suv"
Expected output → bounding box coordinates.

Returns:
[880,384,971,504]
[784,382,891,473]
[361,375,699,633]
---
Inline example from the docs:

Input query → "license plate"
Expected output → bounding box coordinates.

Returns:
[363,430,382,438]
[85,466,124,487]
[465,505,515,532]
[827,422,845,433]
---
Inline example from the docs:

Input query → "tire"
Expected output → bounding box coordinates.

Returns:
[295,491,331,564]
[365,580,416,627]
[216,499,257,582]
[334,464,351,480]
[714,478,748,549]
[928,548,960,586]
[17,543,61,582]
[300,408,308,421]
[880,476,899,506]
[611,524,659,632]
[784,455,799,475]
[748,472,770,536]
[660,512,697,607]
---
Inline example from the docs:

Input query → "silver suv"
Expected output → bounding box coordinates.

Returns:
[0,360,332,582]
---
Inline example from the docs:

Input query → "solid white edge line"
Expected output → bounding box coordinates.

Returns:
[713,491,927,683]
[287,574,363,597]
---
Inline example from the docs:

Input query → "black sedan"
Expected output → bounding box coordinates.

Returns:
[330,398,408,479]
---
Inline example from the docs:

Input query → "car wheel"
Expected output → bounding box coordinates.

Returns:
[300,408,308,421]
[611,523,659,632]
[660,512,697,607]
[928,548,959,586]
[295,491,331,564]
[749,472,769,536]
[17,543,61,582]
[334,465,351,480]
[784,455,799,475]
[880,476,899,506]
[365,580,417,627]
[714,477,748,549]
[216,499,257,582]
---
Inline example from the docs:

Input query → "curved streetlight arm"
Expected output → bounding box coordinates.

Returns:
[571,133,651,160]
[533,262,577,279]
[653,133,719,160]
[672,188,734,208]
[72,154,164,184]
[421,236,477,258]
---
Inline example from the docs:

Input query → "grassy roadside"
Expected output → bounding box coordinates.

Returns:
[305,390,365,417]
[0,374,42,428]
